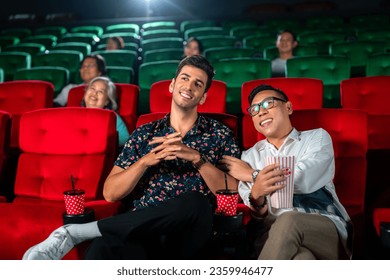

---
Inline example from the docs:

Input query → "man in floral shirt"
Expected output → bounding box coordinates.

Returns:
[23,55,241,260]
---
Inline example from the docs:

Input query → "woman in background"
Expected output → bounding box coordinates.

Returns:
[183,37,203,57]
[54,54,107,107]
[82,76,129,147]
[105,36,125,50]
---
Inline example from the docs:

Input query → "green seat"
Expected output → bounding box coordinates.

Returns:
[298,31,346,55]
[33,50,83,83]
[105,23,140,35]
[141,21,176,32]
[305,16,344,30]
[92,50,137,68]
[141,29,181,40]
[184,27,229,40]
[138,60,179,114]
[197,35,238,49]
[358,28,390,43]
[213,58,272,114]
[1,28,32,40]
[221,20,257,30]
[99,32,140,47]
[96,42,138,52]
[265,18,302,31]
[263,45,318,60]
[366,53,390,76]
[242,35,275,52]
[143,48,183,63]
[180,20,217,34]
[70,26,104,37]
[34,26,67,38]
[107,66,134,84]
[230,26,273,40]
[0,68,3,82]
[330,40,386,77]
[22,35,57,49]
[5,43,45,56]
[140,38,183,54]
[0,51,31,81]
[52,42,91,57]
[349,14,389,30]
[60,33,99,46]
[204,47,259,64]
[0,36,20,49]
[14,66,69,96]
[286,55,351,108]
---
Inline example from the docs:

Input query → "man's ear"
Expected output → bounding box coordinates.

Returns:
[286,101,293,115]
[169,78,175,93]
[199,92,208,105]
[293,40,298,48]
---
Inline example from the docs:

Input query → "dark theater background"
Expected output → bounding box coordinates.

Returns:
[1,0,390,261]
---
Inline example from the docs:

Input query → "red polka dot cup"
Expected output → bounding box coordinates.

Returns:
[63,189,85,215]
[215,189,239,216]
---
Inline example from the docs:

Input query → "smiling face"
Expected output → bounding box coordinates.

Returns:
[276,31,297,55]
[169,65,208,111]
[251,89,293,147]
[79,57,102,84]
[83,79,109,109]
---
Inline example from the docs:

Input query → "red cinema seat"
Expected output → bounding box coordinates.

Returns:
[340,76,390,150]
[149,80,227,113]
[241,78,323,150]
[286,109,368,218]
[0,80,54,150]
[0,110,11,202]
[0,108,120,259]
[67,83,140,133]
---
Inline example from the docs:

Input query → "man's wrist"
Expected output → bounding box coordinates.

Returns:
[249,192,267,210]
[192,153,208,169]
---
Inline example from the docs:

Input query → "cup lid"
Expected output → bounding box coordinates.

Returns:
[216,189,238,195]
[63,189,85,195]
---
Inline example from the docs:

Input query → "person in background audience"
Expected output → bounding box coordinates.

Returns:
[221,84,352,260]
[271,30,298,77]
[54,54,107,107]
[82,76,129,147]
[183,37,203,57]
[23,55,240,260]
[105,36,125,50]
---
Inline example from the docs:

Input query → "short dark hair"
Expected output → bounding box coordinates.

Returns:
[109,36,125,49]
[175,55,214,93]
[81,54,107,76]
[276,29,297,42]
[248,84,289,105]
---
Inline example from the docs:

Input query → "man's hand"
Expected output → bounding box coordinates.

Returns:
[220,155,254,182]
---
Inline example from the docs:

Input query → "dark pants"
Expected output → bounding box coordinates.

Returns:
[84,191,213,260]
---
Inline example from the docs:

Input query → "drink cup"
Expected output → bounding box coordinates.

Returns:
[63,189,85,215]
[265,156,295,210]
[215,189,239,216]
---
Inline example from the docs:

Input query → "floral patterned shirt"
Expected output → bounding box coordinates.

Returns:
[114,113,241,210]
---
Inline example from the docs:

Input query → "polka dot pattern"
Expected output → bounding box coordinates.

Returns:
[216,193,238,216]
[64,194,85,215]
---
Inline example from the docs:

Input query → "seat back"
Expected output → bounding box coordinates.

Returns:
[0,110,11,197]
[0,80,54,149]
[184,27,229,40]
[138,60,179,114]
[143,48,183,63]
[330,41,386,76]
[297,30,345,54]
[5,43,46,56]
[149,80,227,113]
[241,77,323,150]
[286,55,350,108]
[105,23,140,35]
[136,112,238,138]
[52,42,92,57]
[14,66,69,96]
[213,58,271,114]
[92,50,137,68]
[59,33,99,46]
[34,26,67,38]
[141,29,181,40]
[204,47,258,64]
[33,50,83,83]
[67,83,139,133]
[288,109,368,217]
[340,76,390,150]
[140,38,183,53]
[197,35,238,49]
[14,108,117,201]
[22,35,57,49]
[366,53,390,76]
[70,25,104,37]
[0,51,32,81]
[263,44,318,60]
